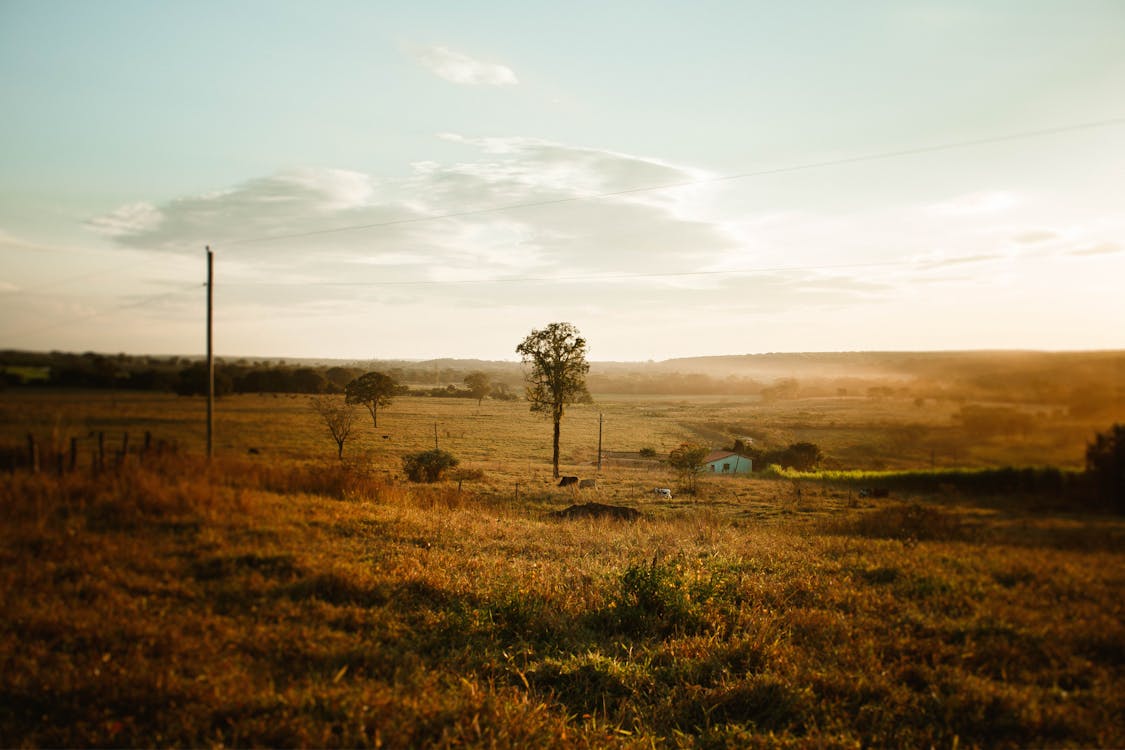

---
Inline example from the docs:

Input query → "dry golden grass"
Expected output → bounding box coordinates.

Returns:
[1,390,1123,747]
[1,387,1104,477]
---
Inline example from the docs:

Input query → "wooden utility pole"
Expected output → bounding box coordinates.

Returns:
[597,412,603,473]
[206,246,214,461]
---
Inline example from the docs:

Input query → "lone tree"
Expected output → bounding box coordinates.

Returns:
[464,371,492,407]
[516,322,591,478]
[310,396,357,460]
[668,443,710,494]
[345,371,398,428]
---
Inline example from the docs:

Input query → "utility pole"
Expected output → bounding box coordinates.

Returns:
[597,412,603,473]
[206,246,214,462]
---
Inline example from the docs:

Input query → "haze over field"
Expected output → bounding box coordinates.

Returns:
[1,1,1123,360]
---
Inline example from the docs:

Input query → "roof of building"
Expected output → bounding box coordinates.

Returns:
[703,450,750,464]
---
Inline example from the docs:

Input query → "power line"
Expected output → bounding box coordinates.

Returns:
[225,115,1125,247]
[222,259,922,288]
[11,115,1122,295]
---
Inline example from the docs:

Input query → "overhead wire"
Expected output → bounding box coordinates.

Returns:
[223,259,924,288]
[4,115,1122,341]
[223,115,1125,247]
[10,115,1124,293]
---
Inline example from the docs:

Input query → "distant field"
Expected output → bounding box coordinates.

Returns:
[0,387,1106,478]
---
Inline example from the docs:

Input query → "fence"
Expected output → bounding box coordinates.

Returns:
[1,431,178,476]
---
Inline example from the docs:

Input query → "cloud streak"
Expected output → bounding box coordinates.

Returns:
[412,45,518,86]
[89,136,732,282]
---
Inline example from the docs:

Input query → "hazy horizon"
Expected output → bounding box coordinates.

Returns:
[2,1,1123,361]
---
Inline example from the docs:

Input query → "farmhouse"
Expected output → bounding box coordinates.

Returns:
[703,450,752,475]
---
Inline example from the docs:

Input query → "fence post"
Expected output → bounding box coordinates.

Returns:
[97,432,105,473]
[27,433,39,474]
[69,437,78,472]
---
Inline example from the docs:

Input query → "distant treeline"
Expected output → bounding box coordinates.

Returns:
[0,351,526,398]
[2,349,1123,416]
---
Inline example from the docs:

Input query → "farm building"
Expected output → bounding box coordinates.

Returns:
[703,450,752,475]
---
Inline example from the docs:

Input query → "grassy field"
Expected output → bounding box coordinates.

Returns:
[0,386,1103,475]
[1,389,1123,747]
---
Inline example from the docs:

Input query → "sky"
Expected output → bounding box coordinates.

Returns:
[1,0,1123,362]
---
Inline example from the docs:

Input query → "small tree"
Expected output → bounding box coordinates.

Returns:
[345,371,398,428]
[464,371,492,407]
[668,443,710,494]
[310,396,356,460]
[1087,424,1125,512]
[784,442,822,471]
[516,322,591,478]
[402,449,459,483]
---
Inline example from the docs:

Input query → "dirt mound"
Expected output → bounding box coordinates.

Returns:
[549,502,642,521]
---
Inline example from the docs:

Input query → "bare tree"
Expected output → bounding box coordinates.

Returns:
[516,322,591,478]
[668,443,709,494]
[310,396,357,460]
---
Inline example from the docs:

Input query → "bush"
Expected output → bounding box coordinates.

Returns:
[1087,424,1125,512]
[748,442,823,471]
[638,447,657,458]
[402,449,459,483]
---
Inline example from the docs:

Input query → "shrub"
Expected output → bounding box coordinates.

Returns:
[638,447,658,458]
[607,557,701,636]
[1087,424,1125,512]
[402,449,459,483]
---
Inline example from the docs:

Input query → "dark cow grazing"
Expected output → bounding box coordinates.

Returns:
[558,476,579,487]
[578,478,597,489]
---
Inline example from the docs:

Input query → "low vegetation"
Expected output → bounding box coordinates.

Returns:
[1,454,1122,747]
[1,385,1122,747]
[402,448,460,483]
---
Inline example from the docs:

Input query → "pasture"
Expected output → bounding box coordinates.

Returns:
[1,388,1122,747]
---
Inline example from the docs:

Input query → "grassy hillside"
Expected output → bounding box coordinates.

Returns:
[1,388,1122,747]
[2,454,1122,747]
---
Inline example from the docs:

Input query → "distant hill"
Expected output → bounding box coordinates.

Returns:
[651,350,1125,382]
[3,349,1122,410]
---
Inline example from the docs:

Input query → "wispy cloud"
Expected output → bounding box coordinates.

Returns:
[86,137,733,296]
[1069,241,1121,256]
[925,190,1020,216]
[915,253,1003,270]
[86,202,164,237]
[1012,229,1057,245]
[411,45,518,86]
